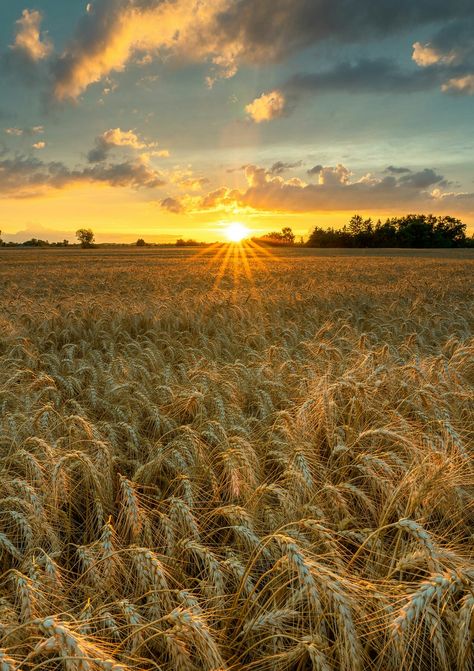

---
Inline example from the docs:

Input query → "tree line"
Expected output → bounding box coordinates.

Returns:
[253,215,473,248]
[1,216,473,249]
[306,214,473,248]
[0,229,94,248]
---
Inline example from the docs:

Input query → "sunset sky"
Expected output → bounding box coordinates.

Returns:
[1,1,473,242]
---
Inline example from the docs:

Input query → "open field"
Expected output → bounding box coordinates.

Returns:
[0,246,473,670]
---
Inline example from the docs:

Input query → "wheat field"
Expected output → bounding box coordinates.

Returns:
[0,246,473,671]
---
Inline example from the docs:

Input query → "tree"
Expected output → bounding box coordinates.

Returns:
[281,227,295,244]
[136,238,146,247]
[76,228,95,248]
[258,227,296,245]
[348,215,373,246]
[434,215,466,247]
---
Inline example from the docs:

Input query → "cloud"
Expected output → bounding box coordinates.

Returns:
[398,168,448,189]
[1,0,471,103]
[162,161,470,215]
[245,90,286,122]
[4,125,44,137]
[318,164,351,186]
[442,74,474,94]
[412,42,457,67]
[285,58,443,99]
[385,165,411,174]
[50,0,236,101]
[307,164,323,176]
[413,19,474,69]
[412,18,474,94]
[5,128,23,136]
[32,141,46,150]
[82,158,165,188]
[269,160,302,175]
[0,153,165,198]
[161,196,185,214]
[214,0,474,66]
[177,176,210,191]
[1,9,53,82]
[87,127,163,162]
[10,9,53,62]
[0,0,464,105]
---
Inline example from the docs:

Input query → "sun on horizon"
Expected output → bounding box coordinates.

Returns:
[225,222,250,242]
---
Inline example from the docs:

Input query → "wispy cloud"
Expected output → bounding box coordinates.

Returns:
[10,9,52,62]
[1,9,52,82]
[5,127,23,136]
[4,125,44,137]
[442,74,474,95]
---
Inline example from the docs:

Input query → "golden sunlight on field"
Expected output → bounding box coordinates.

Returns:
[0,247,473,671]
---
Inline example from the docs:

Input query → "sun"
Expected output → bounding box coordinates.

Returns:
[226,222,249,243]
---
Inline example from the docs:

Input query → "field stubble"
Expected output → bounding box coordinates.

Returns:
[0,247,473,670]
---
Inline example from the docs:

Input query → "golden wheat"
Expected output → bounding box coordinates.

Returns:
[0,246,472,670]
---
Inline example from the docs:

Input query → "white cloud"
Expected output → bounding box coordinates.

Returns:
[245,90,287,123]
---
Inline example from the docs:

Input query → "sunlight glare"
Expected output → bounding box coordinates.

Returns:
[226,222,249,243]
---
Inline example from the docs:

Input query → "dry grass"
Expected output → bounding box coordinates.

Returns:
[0,246,473,671]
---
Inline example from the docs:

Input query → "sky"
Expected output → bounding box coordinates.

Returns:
[0,0,473,243]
